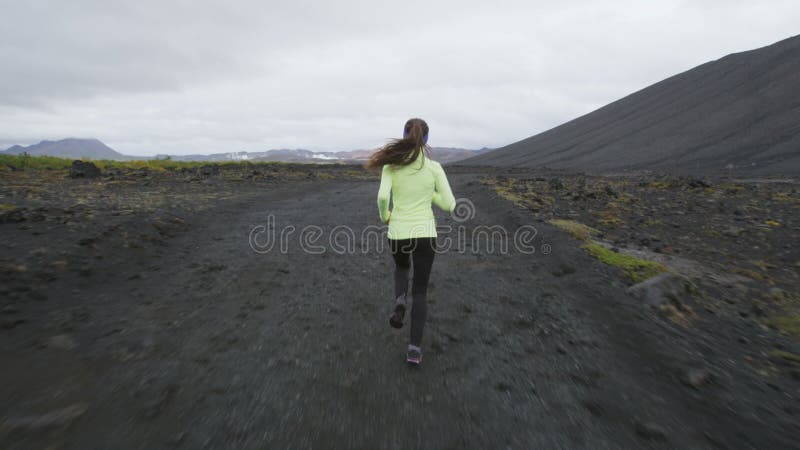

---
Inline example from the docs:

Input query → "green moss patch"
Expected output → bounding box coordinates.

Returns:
[548,219,600,241]
[769,350,800,364]
[583,243,668,283]
[481,177,554,211]
[766,315,800,339]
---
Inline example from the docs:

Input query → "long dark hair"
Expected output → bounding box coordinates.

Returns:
[365,118,430,170]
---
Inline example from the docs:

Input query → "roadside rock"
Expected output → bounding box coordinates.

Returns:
[626,272,693,307]
[69,160,101,178]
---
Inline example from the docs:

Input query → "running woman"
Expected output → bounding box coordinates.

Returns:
[366,118,456,366]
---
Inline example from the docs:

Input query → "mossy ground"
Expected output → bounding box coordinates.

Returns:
[583,242,668,283]
[548,219,600,241]
[767,315,800,339]
[769,349,800,364]
[0,153,370,174]
[481,173,799,322]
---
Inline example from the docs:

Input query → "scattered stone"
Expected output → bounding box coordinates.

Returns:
[2,305,20,314]
[151,217,187,237]
[635,421,668,441]
[48,334,77,350]
[721,226,744,238]
[68,160,101,178]
[443,331,461,342]
[582,400,605,417]
[141,385,179,419]
[77,237,96,246]
[769,287,789,301]
[199,263,226,273]
[687,178,711,188]
[750,303,767,317]
[551,264,576,277]
[548,178,564,190]
[424,394,434,403]
[1,318,27,330]
[0,207,26,224]
[197,165,220,177]
[0,262,26,274]
[627,272,694,307]
[28,290,48,301]
[1,403,88,432]
[495,382,512,393]
[168,431,187,445]
[682,368,712,389]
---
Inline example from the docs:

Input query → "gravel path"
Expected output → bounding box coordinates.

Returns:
[2,173,796,449]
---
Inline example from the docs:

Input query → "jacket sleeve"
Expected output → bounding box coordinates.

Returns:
[377,165,392,222]
[432,163,456,213]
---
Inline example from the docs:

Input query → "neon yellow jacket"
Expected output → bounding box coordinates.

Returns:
[377,150,456,239]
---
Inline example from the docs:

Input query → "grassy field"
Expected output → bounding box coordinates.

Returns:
[0,153,287,172]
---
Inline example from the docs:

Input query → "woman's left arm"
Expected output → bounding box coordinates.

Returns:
[432,163,456,213]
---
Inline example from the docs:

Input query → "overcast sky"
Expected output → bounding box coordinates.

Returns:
[0,1,798,155]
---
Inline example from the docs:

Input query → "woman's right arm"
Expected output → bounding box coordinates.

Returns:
[377,165,392,223]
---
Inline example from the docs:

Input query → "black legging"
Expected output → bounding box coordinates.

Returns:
[390,237,436,346]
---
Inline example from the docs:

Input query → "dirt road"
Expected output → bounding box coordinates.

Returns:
[1,171,797,449]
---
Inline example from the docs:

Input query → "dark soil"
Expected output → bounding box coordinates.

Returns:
[1,164,798,448]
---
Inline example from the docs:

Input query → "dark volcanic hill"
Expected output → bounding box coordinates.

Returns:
[460,35,800,175]
[2,138,127,160]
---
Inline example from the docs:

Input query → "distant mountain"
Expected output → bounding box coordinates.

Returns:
[161,147,492,164]
[461,35,800,175]
[2,138,128,160]
[3,138,490,164]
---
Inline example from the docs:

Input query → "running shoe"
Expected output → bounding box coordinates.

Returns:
[389,293,407,329]
[389,304,406,329]
[406,345,422,366]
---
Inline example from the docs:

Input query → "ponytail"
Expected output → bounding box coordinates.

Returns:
[366,118,430,170]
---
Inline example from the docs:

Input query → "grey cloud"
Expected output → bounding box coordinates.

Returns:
[1,1,798,154]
